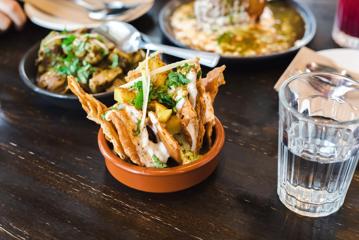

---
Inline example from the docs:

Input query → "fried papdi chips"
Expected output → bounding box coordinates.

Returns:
[68,76,126,159]
[68,54,225,168]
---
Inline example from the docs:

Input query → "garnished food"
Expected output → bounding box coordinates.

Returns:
[36,29,144,94]
[68,52,225,168]
[171,0,305,56]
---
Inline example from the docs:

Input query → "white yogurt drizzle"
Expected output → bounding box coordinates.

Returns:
[147,112,170,163]
[186,69,198,108]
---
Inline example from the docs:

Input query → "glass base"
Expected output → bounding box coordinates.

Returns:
[277,184,344,217]
[332,27,359,49]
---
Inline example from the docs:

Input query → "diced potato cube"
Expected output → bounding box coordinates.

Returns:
[148,54,167,87]
[114,88,135,103]
[155,102,172,123]
[155,102,168,113]
[153,72,167,87]
[148,54,166,71]
[166,116,181,134]
[157,109,172,123]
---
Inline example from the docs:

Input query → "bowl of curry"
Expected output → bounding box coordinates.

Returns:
[159,0,316,60]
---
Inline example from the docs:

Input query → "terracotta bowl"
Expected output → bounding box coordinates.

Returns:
[98,118,225,193]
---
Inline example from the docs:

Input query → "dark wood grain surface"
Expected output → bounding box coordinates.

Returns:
[0,0,358,239]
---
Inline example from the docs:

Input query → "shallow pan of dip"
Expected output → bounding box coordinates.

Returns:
[159,0,316,61]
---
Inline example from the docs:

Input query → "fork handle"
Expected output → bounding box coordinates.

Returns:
[140,42,220,68]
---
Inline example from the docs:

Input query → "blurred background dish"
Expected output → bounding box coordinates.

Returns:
[159,0,316,60]
[18,26,148,109]
[35,30,145,95]
[24,0,154,31]
[19,43,115,108]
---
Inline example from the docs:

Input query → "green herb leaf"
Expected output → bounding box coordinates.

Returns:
[68,58,79,74]
[75,40,86,56]
[157,91,176,108]
[152,155,167,168]
[111,54,119,68]
[56,54,79,75]
[132,81,144,110]
[55,54,94,84]
[178,63,194,75]
[167,71,190,88]
[61,35,76,55]
[150,86,176,109]
[77,62,93,84]
[56,65,70,75]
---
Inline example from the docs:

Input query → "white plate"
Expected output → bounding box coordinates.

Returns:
[25,0,154,31]
[318,48,359,75]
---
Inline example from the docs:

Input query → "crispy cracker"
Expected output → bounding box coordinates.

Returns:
[112,108,154,167]
[195,82,206,152]
[107,111,142,166]
[148,112,182,164]
[178,99,199,152]
[200,65,226,101]
[196,66,226,148]
[67,76,126,159]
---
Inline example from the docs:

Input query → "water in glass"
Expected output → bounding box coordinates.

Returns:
[278,73,359,217]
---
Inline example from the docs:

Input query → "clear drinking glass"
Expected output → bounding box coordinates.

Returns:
[332,0,359,48]
[278,72,359,217]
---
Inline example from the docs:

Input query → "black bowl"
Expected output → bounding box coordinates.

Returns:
[159,0,317,62]
[19,42,114,109]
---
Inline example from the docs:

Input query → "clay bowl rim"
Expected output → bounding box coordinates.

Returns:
[98,117,225,176]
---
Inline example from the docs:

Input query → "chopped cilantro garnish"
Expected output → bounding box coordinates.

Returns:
[68,58,79,74]
[57,56,70,74]
[157,90,176,108]
[150,86,176,109]
[167,71,190,88]
[77,62,93,84]
[56,54,79,75]
[61,35,76,55]
[132,81,144,110]
[152,155,167,168]
[100,48,108,57]
[111,54,119,68]
[56,53,94,83]
[75,40,86,56]
[56,65,68,75]
[132,81,175,110]
[178,63,194,75]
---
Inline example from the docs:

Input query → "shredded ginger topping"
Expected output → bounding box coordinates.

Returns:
[120,59,197,90]
[140,50,151,131]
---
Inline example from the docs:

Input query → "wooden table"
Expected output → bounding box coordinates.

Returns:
[0,0,358,239]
